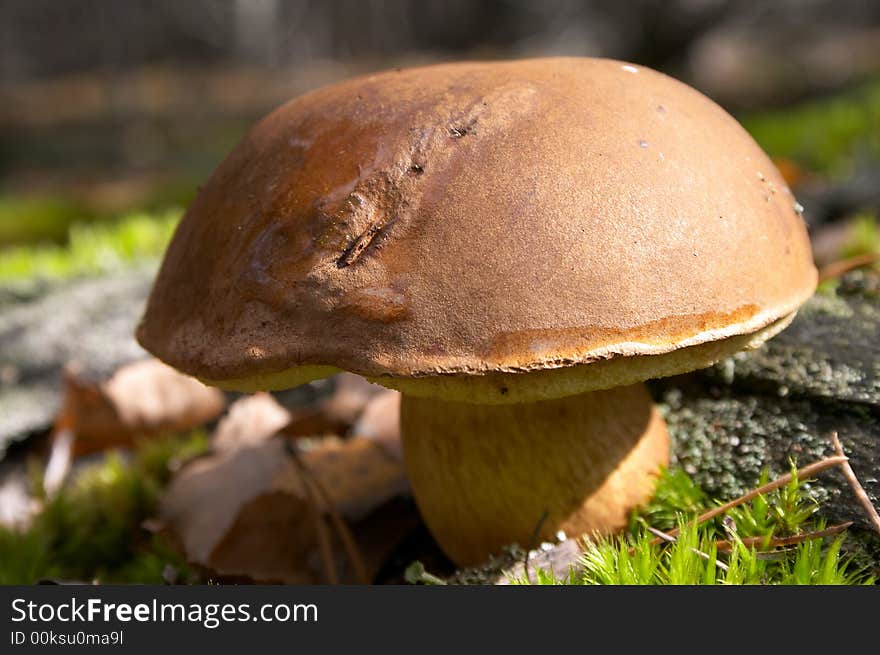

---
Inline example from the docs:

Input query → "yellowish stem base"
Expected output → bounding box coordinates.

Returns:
[400,383,670,566]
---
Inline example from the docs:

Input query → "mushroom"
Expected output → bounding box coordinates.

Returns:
[137,58,817,566]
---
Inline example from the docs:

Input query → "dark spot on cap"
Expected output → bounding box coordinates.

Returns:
[448,119,477,139]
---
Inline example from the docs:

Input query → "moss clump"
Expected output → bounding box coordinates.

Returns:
[0,209,180,282]
[0,432,207,584]
[516,466,876,585]
[0,195,92,247]
[742,80,880,176]
[841,214,880,260]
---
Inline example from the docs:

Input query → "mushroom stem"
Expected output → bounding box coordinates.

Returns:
[400,383,669,566]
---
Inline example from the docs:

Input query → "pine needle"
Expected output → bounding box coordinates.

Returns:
[831,432,880,536]
[655,455,848,545]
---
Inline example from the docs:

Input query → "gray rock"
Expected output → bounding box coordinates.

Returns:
[0,266,157,455]
[700,272,880,406]
[656,387,878,526]
[649,270,880,534]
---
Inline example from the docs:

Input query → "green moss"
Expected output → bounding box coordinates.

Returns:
[516,465,876,585]
[0,209,180,282]
[0,432,208,584]
[0,195,93,247]
[742,80,880,175]
[818,212,880,294]
[628,467,707,532]
[843,214,880,259]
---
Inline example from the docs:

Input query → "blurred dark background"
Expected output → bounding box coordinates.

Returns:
[1,0,879,247]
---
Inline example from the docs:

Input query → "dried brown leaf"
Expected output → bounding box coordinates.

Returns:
[57,358,226,455]
[351,389,401,460]
[283,373,386,438]
[212,392,291,452]
[160,432,412,584]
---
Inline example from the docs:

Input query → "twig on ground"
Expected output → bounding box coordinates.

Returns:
[284,440,369,584]
[308,492,339,583]
[298,457,370,584]
[645,525,729,572]
[287,448,338,584]
[831,432,880,537]
[653,454,848,545]
[713,521,853,553]
[818,252,880,282]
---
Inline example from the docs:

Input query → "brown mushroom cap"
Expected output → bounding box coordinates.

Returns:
[137,57,816,403]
